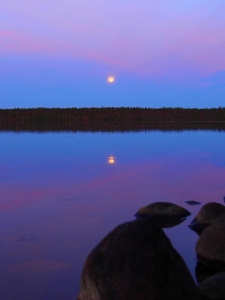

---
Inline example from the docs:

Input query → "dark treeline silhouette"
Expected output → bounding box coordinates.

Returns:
[0,107,225,132]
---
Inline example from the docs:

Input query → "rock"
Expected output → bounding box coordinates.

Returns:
[143,217,186,229]
[195,261,220,284]
[196,215,225,269]
[189,202,225,234]
[135,202,190,228]
[78,220,200,300]
[185,200,201,206]
[198,272,225,300]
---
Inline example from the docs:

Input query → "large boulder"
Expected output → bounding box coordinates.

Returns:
[77,220,199,300]
[135,202,190,228]
[198,272,225,300]
[189,202,225,234]
[196,214,225,269]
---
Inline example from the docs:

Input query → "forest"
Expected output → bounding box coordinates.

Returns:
[0,107,225,132]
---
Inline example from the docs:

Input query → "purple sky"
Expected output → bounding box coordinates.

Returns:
[1,0,225,108]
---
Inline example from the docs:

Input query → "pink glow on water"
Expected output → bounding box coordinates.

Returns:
[0,131,225,298]
[1,155,224,215]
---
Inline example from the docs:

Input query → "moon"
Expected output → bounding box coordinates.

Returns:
[107,76,115,83]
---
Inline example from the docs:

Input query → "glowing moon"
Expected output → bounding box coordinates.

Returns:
[107,76,115,83]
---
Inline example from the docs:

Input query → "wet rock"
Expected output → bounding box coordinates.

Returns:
[189,202,225,234]
[185,200,201,206]
[135,202,190,227]
[196,215,225,269]
[78,220,199,300]
[198,272,225,300]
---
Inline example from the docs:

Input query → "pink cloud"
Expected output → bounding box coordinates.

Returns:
[0,29,60,57]
[1,1,225,80]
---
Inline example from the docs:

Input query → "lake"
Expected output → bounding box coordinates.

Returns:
[0,129,225,299]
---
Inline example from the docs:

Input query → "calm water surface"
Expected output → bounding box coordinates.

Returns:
[0,130,225,299]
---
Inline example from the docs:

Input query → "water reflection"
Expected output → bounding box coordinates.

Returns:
[0,130,225,299]
[108,156,115,164]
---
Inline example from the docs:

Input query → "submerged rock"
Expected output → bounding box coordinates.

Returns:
[196,214,225,269]
[135,202,190,227]
[185,200,201,206]
[198,272,225,300]
[189,202,225,234]
[78,220,199,300]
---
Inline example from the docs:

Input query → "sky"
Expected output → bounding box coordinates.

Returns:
[1,0,225,108]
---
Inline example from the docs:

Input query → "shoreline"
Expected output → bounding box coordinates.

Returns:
[1,107,225,132]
